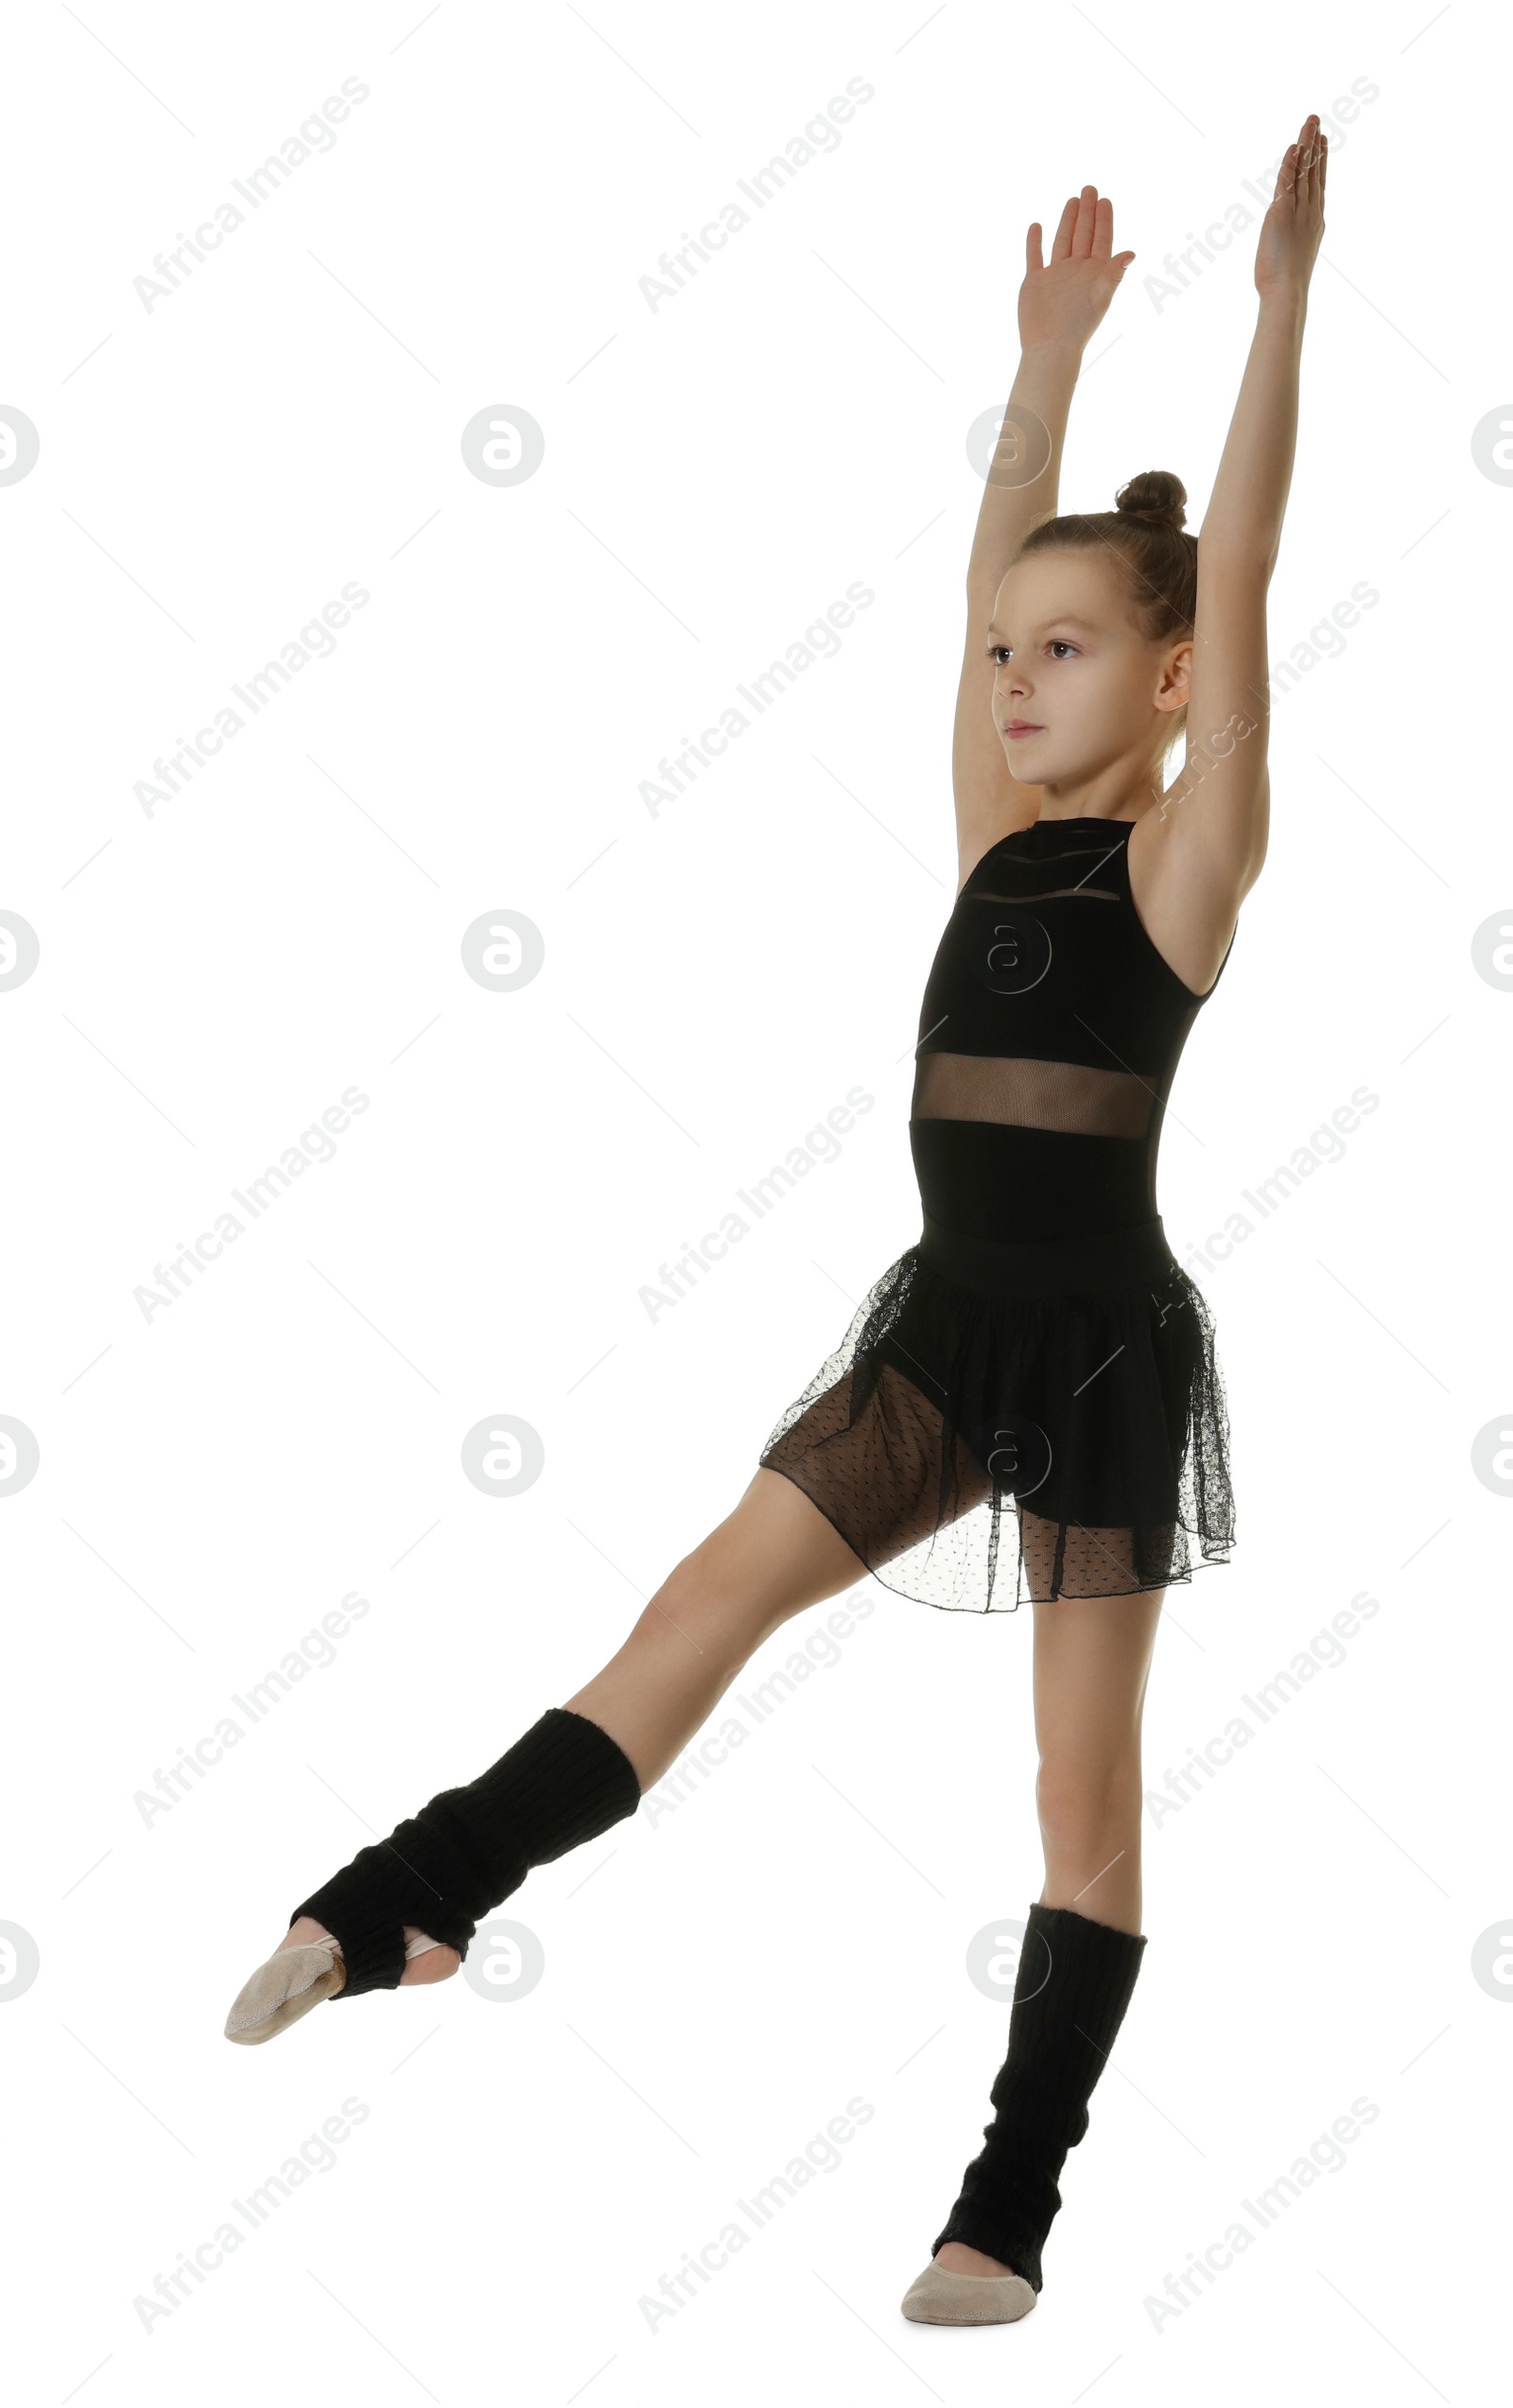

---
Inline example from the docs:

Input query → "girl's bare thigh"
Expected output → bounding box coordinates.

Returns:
[564,1467,870,1789]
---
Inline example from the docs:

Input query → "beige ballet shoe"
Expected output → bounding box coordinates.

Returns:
[223,1928,446,2046]
[898,2259,1037,2326]
[224,1938,346,2045]
[222,1926,447,2042]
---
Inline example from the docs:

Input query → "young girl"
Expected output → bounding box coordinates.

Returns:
[226,118,1327,2331]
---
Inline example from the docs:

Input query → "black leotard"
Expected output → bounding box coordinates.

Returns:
[911,815,1227,1243]
[759,814,1236,1611]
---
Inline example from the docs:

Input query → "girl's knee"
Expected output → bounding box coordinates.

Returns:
[635,1551,765,1662]
[1035,1753,1142,1855]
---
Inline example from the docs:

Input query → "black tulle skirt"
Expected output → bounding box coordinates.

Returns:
[757,1213,1234,1612]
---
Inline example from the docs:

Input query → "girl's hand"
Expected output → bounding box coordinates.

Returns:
[1018,186,1136,355]
[1255,113,1328,300]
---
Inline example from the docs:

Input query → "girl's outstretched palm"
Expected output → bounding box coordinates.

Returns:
[1018,186,1136,354]
[1255,113,1328,297]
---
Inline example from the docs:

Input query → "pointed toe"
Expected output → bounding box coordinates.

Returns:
[224,1940,345,2045]
[899,2260,1037,2326]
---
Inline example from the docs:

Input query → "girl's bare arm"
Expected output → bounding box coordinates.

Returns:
[1136,114,1329,991]
[953,189,1135,890]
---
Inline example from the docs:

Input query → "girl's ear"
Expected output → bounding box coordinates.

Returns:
[1155,637,1193,714]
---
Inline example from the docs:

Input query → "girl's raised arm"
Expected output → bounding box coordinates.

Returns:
[1138,115,1329,989]
[952,190,1135,890]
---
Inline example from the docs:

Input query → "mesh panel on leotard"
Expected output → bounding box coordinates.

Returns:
[912,1052,1155,1138]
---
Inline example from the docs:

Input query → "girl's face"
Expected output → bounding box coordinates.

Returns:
[988,549,1191,790]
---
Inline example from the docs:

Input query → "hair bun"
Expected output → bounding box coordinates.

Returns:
[1114,470,1188,532]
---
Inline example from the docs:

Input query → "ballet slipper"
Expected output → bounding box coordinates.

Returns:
[224,1939,346,2045]
[898,2260,1037,2326]
[224,1927,448,2046]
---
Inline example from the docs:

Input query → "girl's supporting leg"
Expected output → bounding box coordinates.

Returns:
[934,1581,1164,2278]
[1029,1582,1164,1936]
[275,1469,869,1986]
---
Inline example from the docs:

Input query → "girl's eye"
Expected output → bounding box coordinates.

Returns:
[986,640,1079,666]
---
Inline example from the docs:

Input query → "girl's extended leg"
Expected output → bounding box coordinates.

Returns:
[934,1580,1163,2280]
[270,1468,868,1990]
[561,1468,872,1787]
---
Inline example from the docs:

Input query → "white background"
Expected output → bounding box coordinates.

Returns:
[2,3,1506,2401]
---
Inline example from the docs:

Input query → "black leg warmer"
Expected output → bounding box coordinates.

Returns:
[930,1900,1147,2291]
[288,1706,642,1998]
